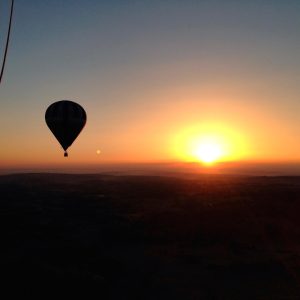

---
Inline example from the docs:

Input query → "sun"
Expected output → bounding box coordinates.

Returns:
[193,141,222,164]
[171,123,248,164]
[188,137,224,164]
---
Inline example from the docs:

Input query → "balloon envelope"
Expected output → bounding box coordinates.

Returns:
[45,100,86,155]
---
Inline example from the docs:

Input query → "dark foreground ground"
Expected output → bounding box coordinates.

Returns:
[1,173,300,299]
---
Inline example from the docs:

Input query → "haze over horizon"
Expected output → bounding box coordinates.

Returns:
[1,0,300,171]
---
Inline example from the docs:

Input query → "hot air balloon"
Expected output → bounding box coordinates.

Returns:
[45,100,87,157]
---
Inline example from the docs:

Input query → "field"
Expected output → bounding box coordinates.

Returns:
[1,173,300,298]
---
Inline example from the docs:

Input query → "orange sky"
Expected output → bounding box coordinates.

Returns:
[1,1,300,169]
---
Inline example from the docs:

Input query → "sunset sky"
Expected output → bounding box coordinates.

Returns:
[1,0,300,169]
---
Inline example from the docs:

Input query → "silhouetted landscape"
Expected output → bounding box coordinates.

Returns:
[1,173,300,299]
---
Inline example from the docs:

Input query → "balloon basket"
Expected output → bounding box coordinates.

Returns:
[64,151,68,157]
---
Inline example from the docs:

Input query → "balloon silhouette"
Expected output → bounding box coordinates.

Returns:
[45,100,87,157]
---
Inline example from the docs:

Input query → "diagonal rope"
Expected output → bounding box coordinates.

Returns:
[0,0,14,86]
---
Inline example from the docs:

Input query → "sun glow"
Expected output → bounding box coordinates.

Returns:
[193,139,222,164]
[171,123,248,164]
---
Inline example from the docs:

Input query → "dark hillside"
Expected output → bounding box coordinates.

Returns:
[1,174,300,299]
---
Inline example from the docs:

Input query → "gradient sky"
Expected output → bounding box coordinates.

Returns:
[1,0,300,168]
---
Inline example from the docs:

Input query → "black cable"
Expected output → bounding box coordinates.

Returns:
[0,0,15,85]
